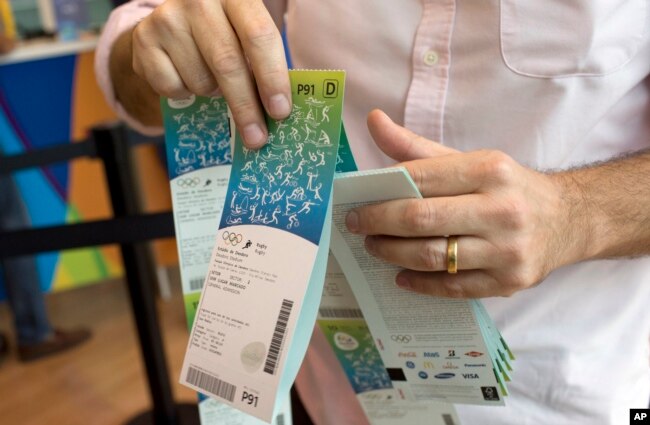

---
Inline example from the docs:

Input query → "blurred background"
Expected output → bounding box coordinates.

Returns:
[0,0,198,423]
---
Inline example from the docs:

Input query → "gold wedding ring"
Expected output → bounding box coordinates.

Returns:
[447,236,458,274]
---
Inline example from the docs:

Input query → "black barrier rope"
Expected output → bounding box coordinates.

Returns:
[0,131,162,176]
[0,212,174,258]
[0,139,96,175]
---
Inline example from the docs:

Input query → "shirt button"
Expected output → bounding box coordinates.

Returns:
[423,50,438,66]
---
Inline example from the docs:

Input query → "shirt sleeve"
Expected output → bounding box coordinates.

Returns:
[94,0,164,136]
[95,0,288,136]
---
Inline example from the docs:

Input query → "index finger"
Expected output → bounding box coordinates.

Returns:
[401,150,516,197]
[227,0,292,120]
[190,2,269,148]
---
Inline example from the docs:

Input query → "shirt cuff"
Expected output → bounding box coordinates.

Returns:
[94,0,164,136]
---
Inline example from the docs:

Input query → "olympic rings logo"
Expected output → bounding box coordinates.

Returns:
[222,231,243,246]
[176,177,200,188]
[391,335,412,343]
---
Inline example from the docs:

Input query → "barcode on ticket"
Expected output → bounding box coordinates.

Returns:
[186,366,236,402]
[318,307,364,319]
[264,299,294,375]
[189,277,204,291]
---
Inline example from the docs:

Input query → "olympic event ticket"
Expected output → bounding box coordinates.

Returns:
[330,168,514,406]
[179,70,346,422]
[162,95,291,425]
[318,139,461,424]
[319,254,461,424]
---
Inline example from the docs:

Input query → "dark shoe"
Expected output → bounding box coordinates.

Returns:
[0,333,8,364]
[18,328,91,362]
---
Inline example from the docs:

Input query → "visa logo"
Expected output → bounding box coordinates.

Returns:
[462,373,479,379]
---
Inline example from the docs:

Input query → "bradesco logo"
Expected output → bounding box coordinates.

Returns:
[434,373,455,379]
[446,349,460,359]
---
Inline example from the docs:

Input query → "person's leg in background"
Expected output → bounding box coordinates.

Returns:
[0,172,90,362]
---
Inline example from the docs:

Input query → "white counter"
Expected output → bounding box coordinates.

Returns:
[0,35,98,66]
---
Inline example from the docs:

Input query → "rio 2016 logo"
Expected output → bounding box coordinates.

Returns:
[222,231,244,246]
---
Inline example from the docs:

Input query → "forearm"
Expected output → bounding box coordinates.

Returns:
[553,149,650,261]
[109,28,162,127]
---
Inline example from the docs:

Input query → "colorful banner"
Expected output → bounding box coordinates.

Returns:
[0,49,122,297]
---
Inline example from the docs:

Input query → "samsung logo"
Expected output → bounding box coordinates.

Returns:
[434,373,455,379]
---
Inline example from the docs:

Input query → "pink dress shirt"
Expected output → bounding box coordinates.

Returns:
[96,1,650,424]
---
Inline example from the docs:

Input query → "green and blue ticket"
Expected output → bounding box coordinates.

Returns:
[164,69,514,425]
[177,71,345,422]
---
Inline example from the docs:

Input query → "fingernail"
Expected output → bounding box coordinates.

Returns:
[346,211,359,233]
[396,275,411,289]
[242,124,266,148]
[268,94,291,118]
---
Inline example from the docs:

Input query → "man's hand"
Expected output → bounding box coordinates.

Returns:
[345,110,592,298]
[112,0,291,148]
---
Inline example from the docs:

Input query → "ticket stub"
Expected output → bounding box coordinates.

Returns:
[163,95,292,425]
[330,168,506,406]
[321,145,461,422]
[162,95,232,327]
[318,254,461,424]
[180,70,346,422]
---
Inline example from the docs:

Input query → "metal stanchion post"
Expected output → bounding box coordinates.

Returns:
[93,123,199,425]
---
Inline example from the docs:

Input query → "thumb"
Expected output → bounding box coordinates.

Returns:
[367,109,457,161]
